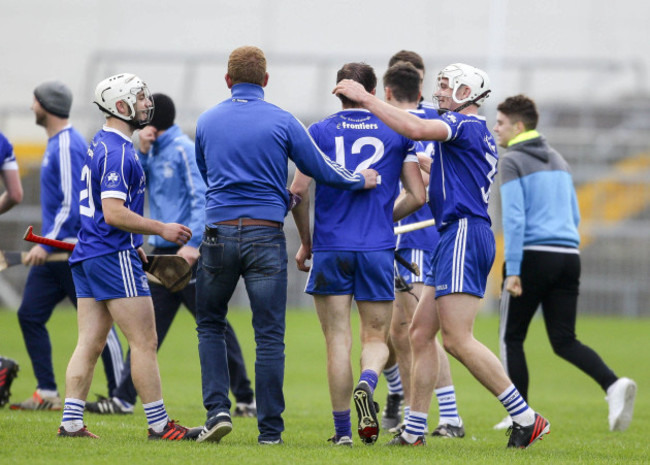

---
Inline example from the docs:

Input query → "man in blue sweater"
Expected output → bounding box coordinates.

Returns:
[194,45,378,445]
[493,94,636,432]
[86,93,256,417]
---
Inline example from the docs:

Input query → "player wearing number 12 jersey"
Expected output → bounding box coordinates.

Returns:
[335,63,550,449]
[290,63,425,445]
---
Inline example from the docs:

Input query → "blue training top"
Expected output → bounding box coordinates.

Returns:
[139,124,205,249]
[195,83,365,226]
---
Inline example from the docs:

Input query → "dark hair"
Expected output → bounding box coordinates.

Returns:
[388,50,425,75]
[497,94,539,130]
[336,63,377,106]
[228,46,267,86]
[383,62,421,103]
[149,93,175,130]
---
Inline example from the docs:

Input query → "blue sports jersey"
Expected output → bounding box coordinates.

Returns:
[0,132,18,171]
[40,126,86,252]
[429,112,498,229]
[70,127,146,264]
[309,109,420,251]
[395,109,440,252]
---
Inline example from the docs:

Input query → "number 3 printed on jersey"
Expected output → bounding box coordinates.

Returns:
[334,136,384,173]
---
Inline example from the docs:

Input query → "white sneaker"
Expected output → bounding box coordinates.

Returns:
[493,415,513,430]
[607,377,637,431]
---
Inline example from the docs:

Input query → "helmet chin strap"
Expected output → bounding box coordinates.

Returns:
[451,90,491,114]
[94,102,149,129]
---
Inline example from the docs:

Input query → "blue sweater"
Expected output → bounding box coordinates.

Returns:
[499,131,580,276]
[195,83,365,225]
[139,125,205,249]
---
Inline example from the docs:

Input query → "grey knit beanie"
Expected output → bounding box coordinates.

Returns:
[34,81,73,118]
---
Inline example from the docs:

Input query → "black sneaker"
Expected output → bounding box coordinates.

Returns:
[86,395,133,414]
[57,425,99,438]
[353,381,380,445]
[381,393,403,430]
[386,432,425,446]
[148,419,198,441]
[431,420,465,438]
[0,357,19,407]
[506,413,550,449]
[196,413,233,443]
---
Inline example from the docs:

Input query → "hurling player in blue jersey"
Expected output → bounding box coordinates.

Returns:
[0,131,23,214]
[194,46,378,446]
[59,74,198,440]
[11,82,124,412]
[290,62,425,446]
[335,63,550,449]
[382,62,464,440]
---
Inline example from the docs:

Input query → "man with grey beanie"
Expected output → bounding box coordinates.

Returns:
[10,81,125,411]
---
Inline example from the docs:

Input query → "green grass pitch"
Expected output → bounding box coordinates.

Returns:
[0,306,647,464]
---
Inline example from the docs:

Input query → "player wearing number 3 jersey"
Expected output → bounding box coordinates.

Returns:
[335,63,551,449]
[291,63,425,445]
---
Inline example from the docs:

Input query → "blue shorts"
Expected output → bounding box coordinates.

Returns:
[71,249,151,301]
[306,250,394,301]
[395,248,432,285]
[424,218,495,298]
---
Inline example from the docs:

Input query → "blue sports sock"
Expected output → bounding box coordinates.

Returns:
[359,369,379,392]
[498,385,535,426]
[333,409,352,438]
[382,364,403,396]
[143,399,169,433]
[436,385,461,426]
[61,398,85,432]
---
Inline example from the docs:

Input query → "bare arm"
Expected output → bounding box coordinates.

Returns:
[393,162,426,222]
[102,197,192,246]
[417,153,432,174]
[289,168,313,272]
[0,169,23,214]
[333,80,450,141]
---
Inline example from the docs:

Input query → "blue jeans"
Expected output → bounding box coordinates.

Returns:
[196,225,287,441]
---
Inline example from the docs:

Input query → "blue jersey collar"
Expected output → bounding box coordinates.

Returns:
[230,83,265,101]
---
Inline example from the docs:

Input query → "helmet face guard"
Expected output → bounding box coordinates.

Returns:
[434,63,491,110]
[93,73,154,126]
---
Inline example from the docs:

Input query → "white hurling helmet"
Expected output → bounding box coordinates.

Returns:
[93,73,153,124]
[436,63,491,107]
